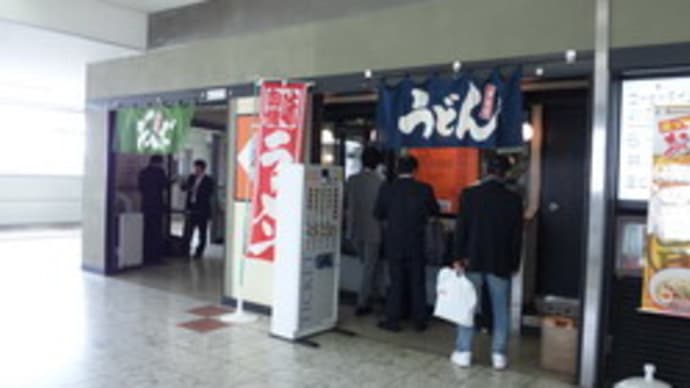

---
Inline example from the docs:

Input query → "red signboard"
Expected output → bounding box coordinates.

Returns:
[246,82,308,261]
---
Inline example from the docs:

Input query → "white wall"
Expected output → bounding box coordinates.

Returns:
[0,14,138,230]
[0,176,82,226]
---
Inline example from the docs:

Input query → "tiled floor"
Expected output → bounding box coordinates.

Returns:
[0,228,576,387]
[116,242,225,302]
[337,305,574,384]
[187,304,234,317]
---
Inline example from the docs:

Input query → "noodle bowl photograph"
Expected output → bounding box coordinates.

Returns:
[649,268,690,314]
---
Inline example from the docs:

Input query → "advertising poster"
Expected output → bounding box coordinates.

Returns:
[408,147,479,214]
[246,82,308,261]
[618,77,690,201]
[234,115,259,201]
[642,105,690,318]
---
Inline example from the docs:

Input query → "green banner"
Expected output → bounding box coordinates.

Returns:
[116,105,194,154]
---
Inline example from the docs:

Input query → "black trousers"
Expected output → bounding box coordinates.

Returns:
[183,213,209,257]
[385,259,427,325]
[142,211,164,264]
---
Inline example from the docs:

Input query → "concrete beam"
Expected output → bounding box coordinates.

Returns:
[0,0,147,50]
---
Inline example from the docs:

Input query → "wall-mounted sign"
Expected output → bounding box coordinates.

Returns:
[246,82,309,261]
[376,69,523,149]
[116,105,194,154]
[641,105,690,318]
[204,88,228,102]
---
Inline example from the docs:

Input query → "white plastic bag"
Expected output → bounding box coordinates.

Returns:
[433,268,477,327]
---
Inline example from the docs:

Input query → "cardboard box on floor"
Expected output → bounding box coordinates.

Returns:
[541,316,578,376]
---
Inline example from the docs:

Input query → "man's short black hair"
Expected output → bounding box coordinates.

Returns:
[397,155,419,175]
[487,155,511,176]
[361,147,382,170]
[150,155,164,165]
[194,159,207,170]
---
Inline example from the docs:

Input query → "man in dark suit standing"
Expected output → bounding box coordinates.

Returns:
[138,155,169,265]
[375,155,439,332]
[182,159,215,259]
[451,155,524,371]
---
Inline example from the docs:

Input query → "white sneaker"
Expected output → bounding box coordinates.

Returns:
[492,353,508,370]
[450,351,472,368]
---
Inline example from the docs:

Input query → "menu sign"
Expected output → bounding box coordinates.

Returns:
[620,77,690,201]
[641,105,690,318]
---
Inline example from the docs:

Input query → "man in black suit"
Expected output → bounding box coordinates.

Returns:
[450,155,523,371]
[375,155,439,332]
[182,159,215,259]
[138,155,168,265]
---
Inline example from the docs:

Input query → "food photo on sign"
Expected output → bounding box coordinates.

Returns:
[642,105,690,318]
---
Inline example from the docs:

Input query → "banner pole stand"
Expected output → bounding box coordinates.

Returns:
[219,160,259,325]
[218,280,258,324]
[219,236,257,324]
[219,204,258,324]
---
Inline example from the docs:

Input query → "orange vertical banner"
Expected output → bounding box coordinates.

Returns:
[234,115,259,201]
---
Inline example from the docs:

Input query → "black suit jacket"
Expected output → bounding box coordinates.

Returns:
[138,165,168,214]
[374,177,440,261]
[454,179,524,278]
[183,175,215,218]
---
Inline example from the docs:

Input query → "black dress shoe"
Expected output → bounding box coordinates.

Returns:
[377,321,401,332]
[355,307,373,317]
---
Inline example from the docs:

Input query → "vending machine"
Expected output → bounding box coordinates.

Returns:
[270,164,344,341]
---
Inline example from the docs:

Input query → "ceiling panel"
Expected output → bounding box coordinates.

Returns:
[102,0,205,13]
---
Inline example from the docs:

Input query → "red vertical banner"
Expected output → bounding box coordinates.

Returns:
[246,82,309,261]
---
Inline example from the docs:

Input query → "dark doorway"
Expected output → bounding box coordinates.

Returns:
[106,102,229,302]
[534,91,589,298]
[316,98,378,177]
